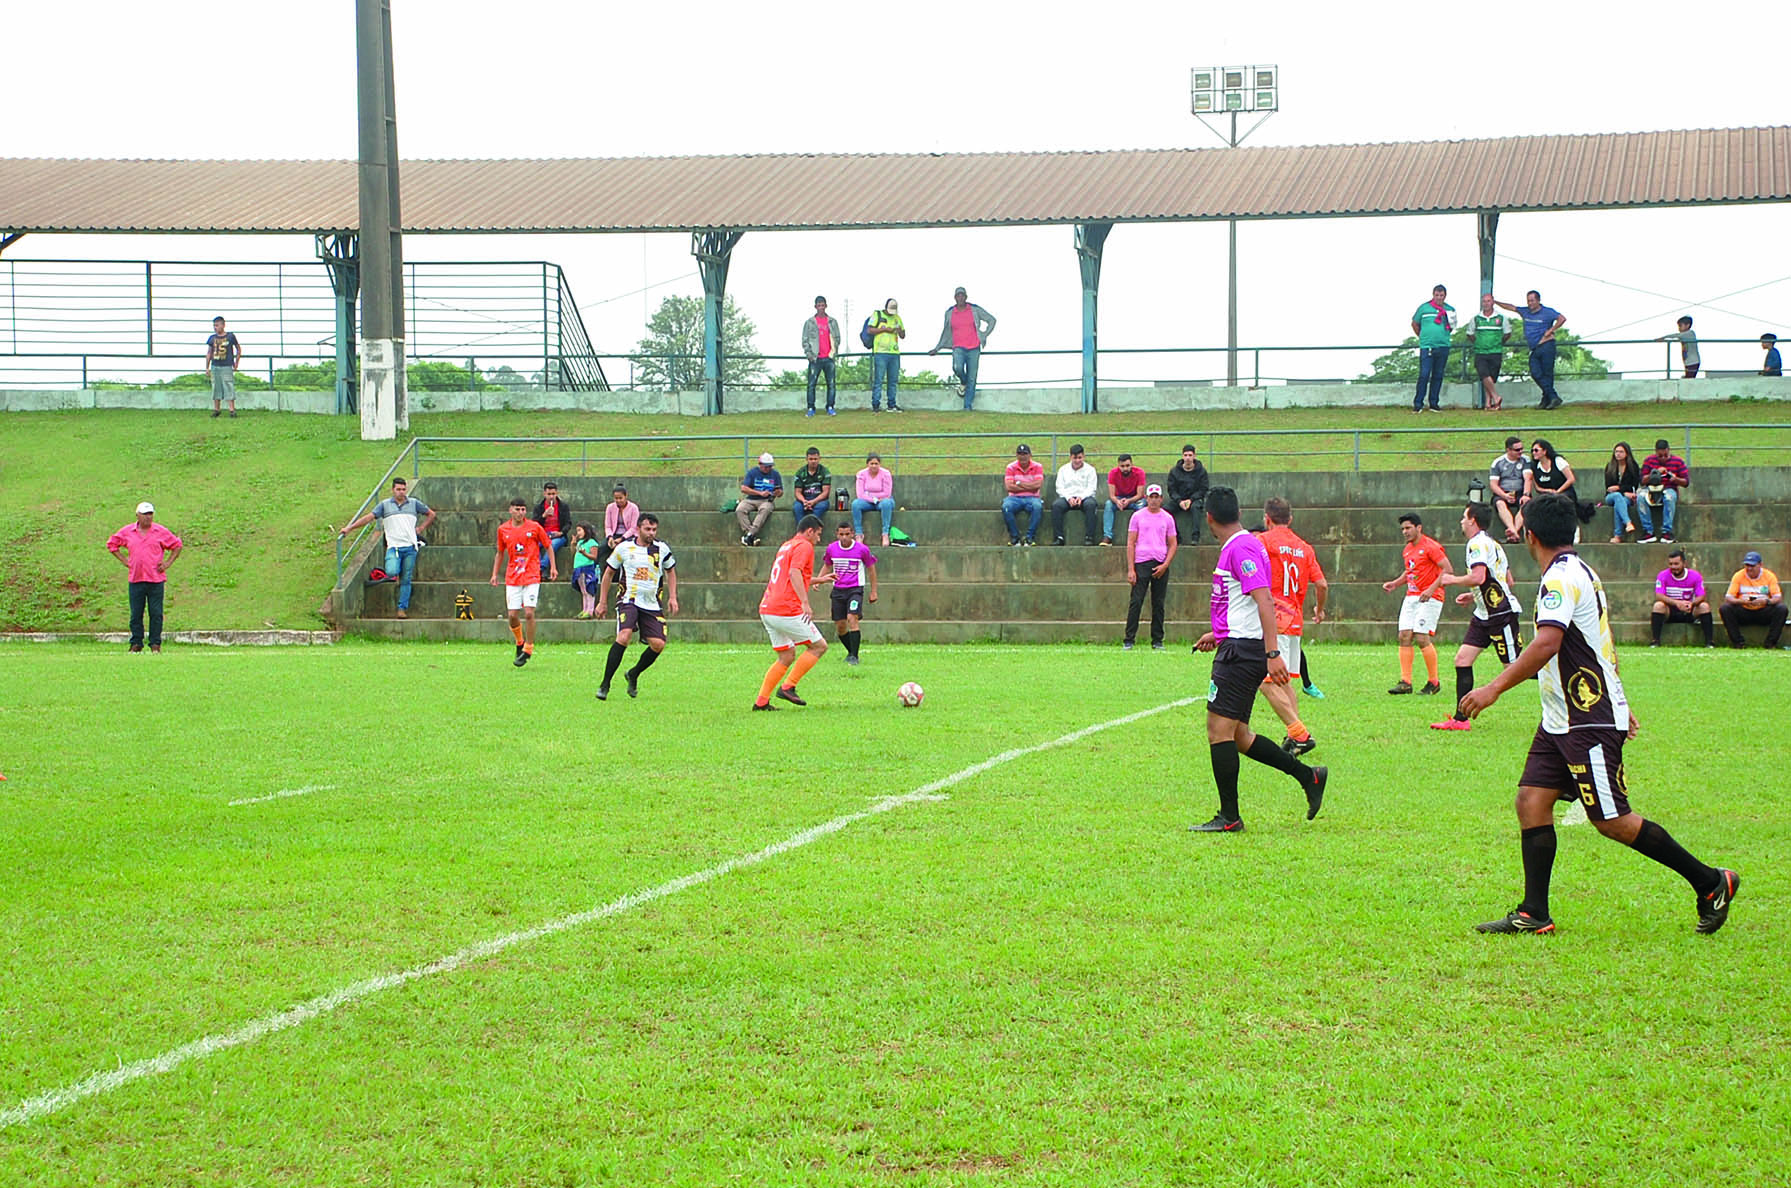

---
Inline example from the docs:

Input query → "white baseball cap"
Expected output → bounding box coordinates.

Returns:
[759,452,775,464]
[136,501,155,514]
[1146,484,1164,497]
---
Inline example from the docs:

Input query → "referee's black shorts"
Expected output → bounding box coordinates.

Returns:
[1207,637,1268,722]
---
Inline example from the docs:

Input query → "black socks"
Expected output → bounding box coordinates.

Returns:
[1627,818,1718,891]
[1244,732,1310,781]
[844,629,861,659]
[1697,612,1714,646]
[1210,741,1240,820]
[601,642,627,686]
[1520,824,1556,919]
[626,646,662,679]
[1454,665,1475,721]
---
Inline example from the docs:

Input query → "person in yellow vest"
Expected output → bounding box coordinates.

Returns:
[1720,550,1786,649]
[869,297,905,412]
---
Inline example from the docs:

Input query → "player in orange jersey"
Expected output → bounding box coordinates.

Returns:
[753,516,830,709]
[1256,497,1329,756]
[1380,511,1452,694]
[490,497,556,667]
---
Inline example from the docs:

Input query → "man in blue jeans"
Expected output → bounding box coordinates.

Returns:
[1496,290,1566,410]
[1411,284,1456,412]
[339,477,436,619]
[1001,443,1044,545]
[929,287,997,409]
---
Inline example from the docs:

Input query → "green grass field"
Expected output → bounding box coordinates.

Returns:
[2,404,1788,632]
[1,641,1783,1186]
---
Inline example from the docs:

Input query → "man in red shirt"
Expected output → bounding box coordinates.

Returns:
[490,497,556,667]
[1381,512,1452,694]
[753,516,830,709]
[1257,497,1328,755]
[106,500,183,653]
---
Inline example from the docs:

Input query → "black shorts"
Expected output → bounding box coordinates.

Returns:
[830,587,868,622]
[1662,607,1699,624]
[617,603,666,643]
[1462,612,1522,663]
[1206,637,1267,722]
[1519,726,1631,821]
[1474,353,1502,379]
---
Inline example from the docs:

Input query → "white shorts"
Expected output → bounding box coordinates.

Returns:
[505,583,541,611]
[1398,594,1443,635]
[1260,634,1302,685]
[761,612,824,651]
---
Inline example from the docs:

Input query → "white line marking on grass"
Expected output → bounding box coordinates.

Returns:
[227,784,337,807]
[1,697,1197,1128]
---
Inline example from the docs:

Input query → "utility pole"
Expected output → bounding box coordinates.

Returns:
[355,0,406,439]
[1192,66,1278,389]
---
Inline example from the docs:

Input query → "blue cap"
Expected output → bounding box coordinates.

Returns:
[1744,550,1763,566]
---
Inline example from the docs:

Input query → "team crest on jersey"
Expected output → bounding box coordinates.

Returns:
[1207,680,1219,703]
[1539,585,1564,611]
[1486,584,1506,609]
[1241,559,1258,576]
[1567,666,1605,711]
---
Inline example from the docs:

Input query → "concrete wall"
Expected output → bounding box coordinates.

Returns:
[5,375,1787,415]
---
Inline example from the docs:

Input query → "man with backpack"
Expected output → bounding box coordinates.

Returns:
[864,298,905,412]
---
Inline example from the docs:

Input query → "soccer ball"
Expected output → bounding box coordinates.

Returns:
[897,681,925,708]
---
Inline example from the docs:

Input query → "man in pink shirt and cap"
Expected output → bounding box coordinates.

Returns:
[106,501,184,652]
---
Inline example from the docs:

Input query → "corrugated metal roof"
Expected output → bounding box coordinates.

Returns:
[3,128,1787,236]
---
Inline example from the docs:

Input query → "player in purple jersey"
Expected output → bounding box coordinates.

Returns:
[1190,486,1328,833]
[812,522,879,666]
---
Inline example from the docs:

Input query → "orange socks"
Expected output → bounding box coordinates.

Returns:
[1288,722,1311,743]
[786,650,820,687]
[756,656,791,705]
[510,623,525,646]
[1421,643,1439,683]
[1398,644,1414,683]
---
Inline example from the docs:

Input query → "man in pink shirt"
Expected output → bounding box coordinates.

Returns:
[801,296,842,417]
[928,286,997,410]
[1001,443,1045,546]
[1124,485,1179,650]
[106,501,183,653]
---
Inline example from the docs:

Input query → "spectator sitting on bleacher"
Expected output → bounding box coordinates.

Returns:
[1651,548,1714,647]
[1488,436,1528,542]
[1720,550,1787,650]
[1050,444,1100,545]
[532,481,572,578]
[1002,443,1045,547]
[1101,453,1147,546]
[1603,442,1642,544]
[1164,444,1210,544]
[601,483,640,570]
[1637,438,1689,543]
[851,453,895,546]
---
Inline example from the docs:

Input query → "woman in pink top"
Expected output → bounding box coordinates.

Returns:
[600,483,641,568]
[852,452,896,545]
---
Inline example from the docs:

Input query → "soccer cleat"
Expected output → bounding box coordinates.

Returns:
[1283,735,1317,756]
[751,701,777,711]
[1696,868,1740,935]
[1189,814,1245,833]
[1304,765,1327,820]
[514,650,530,668]
[1419,680,1442,695]
[595,685,609,701]
[775,685,807,706]
[1475,908,1556,934]
[1388,680,1414,695]
[625,673,639,698]
[1430,717,1472,731]
[1302,683,1325,699]
[515,644,525,661]
[845,655,860,666]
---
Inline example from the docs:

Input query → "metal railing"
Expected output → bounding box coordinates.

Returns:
[334,422,1788,580]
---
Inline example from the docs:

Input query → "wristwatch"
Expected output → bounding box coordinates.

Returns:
[1265,649,1281,659]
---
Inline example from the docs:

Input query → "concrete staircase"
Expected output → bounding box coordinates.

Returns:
[327,470,1791,646]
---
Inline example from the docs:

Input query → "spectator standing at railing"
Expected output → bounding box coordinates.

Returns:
[929,287,996,410]
[1411,284,1457,412]
[338,476,436,620]
[1471,294,1510,411]
[204,316,242,419]
[869,298,905,412]
[1762,334,1782,376]
[1494,291,1566,410]
[1164,444,1210,544]
[801,296,842,417]
[1656,316,1701,378]
[851,453,895,546]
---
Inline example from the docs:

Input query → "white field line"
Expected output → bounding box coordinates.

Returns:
[1,697,1197,1129]
[1561,802,1589,826]
[227,785,337,808]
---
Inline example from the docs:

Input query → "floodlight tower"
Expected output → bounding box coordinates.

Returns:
[1191,66,1278,388]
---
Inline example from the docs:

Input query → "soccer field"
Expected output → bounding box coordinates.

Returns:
[1,641,1783,1186]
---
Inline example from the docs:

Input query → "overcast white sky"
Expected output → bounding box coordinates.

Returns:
[4,0,1787,385]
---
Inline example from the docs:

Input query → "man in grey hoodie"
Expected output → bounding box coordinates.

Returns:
[929,287,996,409]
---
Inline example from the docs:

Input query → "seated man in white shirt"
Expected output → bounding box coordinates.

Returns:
[1050,444,1101,545]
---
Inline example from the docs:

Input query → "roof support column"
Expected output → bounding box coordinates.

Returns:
[693,230,743,416]
[1477,209,1499,296]
[316,233,360,416]
[1075,222,1112,414]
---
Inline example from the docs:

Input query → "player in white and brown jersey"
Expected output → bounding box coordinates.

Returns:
[1458,495,1739,936]
[1431,502,1524,732]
